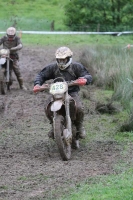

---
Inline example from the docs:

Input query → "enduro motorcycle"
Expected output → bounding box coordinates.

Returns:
[0,49,13,94]
[33,77,86,161]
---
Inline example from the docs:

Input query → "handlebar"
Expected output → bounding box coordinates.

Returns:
[1,55,13,62]
[33,78,87,93]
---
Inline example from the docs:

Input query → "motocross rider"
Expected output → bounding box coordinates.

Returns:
[33,47,92,145]
[0,27,27,90]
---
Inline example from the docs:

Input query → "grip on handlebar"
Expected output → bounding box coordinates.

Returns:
[33,86,41,93]
[74,78,87,86]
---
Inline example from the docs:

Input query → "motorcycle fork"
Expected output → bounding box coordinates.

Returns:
[53,111,56,138]
[6,59,10,82]
[65,93,72,137]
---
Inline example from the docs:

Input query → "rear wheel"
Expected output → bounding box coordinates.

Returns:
[54,115,72,161]
[0,69,7,95]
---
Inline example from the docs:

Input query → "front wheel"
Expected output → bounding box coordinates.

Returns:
[54,115,72,161]
[0,69,7,95]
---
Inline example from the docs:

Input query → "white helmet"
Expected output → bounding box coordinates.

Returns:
[6,27,16,40]
[55,47,73,70]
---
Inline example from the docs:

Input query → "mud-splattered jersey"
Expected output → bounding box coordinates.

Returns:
[34,62,92,93]
[0,35,22,53]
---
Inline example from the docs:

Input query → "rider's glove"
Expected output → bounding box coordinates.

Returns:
[33,85,41,93]
[75,77,87,86]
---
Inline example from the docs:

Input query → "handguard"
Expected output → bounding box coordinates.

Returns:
[75,78,87,86]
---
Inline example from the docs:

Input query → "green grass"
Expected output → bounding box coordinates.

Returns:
[114,131,133,143]
[61,169,133,200]
[0,33,133,47]
[0,0,69,31]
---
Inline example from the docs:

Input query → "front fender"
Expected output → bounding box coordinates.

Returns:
[51,100,63,112]
[0,58,6,65]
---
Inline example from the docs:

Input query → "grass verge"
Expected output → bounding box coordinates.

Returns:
[61,169,133,200]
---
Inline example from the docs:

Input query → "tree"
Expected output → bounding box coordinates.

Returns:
[64,0,133,31]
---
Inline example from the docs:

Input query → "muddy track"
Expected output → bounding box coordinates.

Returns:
[0,46,122,200]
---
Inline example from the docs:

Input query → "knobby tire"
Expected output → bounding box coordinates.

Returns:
[54,114,71,161]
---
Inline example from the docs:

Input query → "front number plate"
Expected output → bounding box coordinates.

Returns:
[50,82,68,94]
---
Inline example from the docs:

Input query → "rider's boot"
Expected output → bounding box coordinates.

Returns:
[76,122,86,139]
[72,138,79,149]
[20,85,27,91]
[18,78,27,90]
